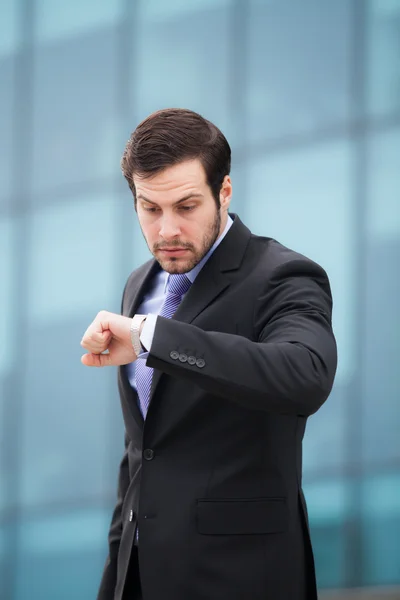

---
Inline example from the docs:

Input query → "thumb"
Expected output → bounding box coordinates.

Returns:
[81,352,112,368]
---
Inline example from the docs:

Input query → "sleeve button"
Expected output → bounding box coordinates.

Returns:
[196,358,206,368]
[170,351,179,360]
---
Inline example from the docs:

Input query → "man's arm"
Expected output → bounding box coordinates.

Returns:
[146,258,337,416]
[81,258,337,416]
[97,432,130,600]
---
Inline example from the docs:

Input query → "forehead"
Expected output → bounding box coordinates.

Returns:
[134,159,208,201]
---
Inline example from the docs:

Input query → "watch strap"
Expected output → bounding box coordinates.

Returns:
[130,314,147,356]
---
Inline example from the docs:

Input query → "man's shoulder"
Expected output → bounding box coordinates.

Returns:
[248,232,328,279]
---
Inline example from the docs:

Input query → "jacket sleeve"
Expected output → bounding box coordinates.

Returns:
[146,258,338,416]
[97,432,130,600]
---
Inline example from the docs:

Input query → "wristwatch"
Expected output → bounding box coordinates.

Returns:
[130,314,147,356]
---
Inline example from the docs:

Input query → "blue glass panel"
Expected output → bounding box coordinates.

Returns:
[304,479,349,589]
[361,473,400,585]
[0,57,14,207]
[31,28,121,196]
[366,0,400,116]
[0,218,15,377]
[0,0,19,56]
[0,217,16,514]
[246,0,351,142]
[27,195,121,321]
[20,316,118,505]
[0,524,10,599]
[20,196,125,506]
[15,509,109,600]
[363,128,400,463]
[132,0,235,146]
[35,0,122,43]
[16,551,104,600]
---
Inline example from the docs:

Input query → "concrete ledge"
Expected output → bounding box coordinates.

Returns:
[320,587,400,600]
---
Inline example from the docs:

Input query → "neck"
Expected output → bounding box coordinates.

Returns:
[217,210,229,239]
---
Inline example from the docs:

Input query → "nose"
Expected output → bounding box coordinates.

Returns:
[159,215,181,240]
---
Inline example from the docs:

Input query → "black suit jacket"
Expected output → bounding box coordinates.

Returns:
[97,214,337,600]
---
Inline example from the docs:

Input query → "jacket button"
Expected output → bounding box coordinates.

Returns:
[196,358,206,368]
[143,449,155,461]
[170,351,179,360]
[179,353,188,362]
[187,356,196,365]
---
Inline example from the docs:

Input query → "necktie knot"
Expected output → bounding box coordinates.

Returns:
[167,273,191,297]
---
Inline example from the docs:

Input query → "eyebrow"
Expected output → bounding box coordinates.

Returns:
[137,193,203,206]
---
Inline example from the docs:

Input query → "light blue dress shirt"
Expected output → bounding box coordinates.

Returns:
[126,215,233,391]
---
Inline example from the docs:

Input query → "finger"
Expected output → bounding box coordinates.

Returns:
[81,337,137,368]
[93,330,112,343]
[81,326,112,343]
[81,330,112,352]
[81,311,111,341]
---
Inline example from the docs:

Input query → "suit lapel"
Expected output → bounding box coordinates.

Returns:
[124,259,161,319]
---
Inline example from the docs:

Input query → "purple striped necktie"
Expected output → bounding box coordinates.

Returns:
[135,273,192,418]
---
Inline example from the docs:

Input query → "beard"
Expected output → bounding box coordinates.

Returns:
[148,208,221,274]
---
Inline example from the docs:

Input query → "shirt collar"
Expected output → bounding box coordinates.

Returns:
[164,215,234,291]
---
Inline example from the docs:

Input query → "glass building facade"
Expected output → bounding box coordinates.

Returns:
[0,1,399,598]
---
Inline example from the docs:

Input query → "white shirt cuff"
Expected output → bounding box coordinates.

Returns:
[138,313,158,357]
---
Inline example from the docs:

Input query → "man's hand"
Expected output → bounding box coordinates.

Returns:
[81,310,137,367]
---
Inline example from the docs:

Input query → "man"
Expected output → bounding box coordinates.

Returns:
[81,108,337,600]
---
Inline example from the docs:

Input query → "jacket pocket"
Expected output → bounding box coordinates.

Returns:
[196,497,288,535]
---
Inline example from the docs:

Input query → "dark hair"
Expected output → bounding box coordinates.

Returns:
[121,108,231,206]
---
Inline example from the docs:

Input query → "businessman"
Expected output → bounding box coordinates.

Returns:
[81,108,337,600]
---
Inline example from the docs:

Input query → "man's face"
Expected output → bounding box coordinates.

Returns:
[133,159,232,274]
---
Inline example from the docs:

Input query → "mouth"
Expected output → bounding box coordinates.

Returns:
[158,248,190,256]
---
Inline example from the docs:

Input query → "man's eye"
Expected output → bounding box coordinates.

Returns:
[180,205,195,211]
[144,207,158,212]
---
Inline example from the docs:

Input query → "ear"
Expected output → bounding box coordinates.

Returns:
[219,175,232,211]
